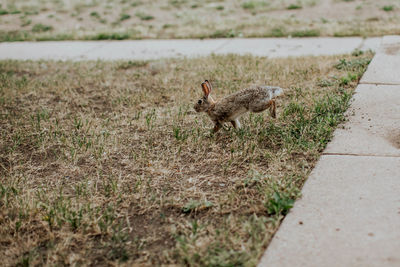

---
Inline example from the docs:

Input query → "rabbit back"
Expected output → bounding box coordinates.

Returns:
[209,86,282,122]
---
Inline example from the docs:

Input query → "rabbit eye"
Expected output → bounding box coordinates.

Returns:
[198,100,202,104]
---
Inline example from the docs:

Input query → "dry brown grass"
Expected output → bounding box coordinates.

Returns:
[0,52,372,266]
[0,0,399,41]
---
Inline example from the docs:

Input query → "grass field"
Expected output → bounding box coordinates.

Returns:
[0,0,399,41]
[0,51,372,266]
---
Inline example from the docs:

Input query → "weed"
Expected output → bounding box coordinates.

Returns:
[334,57,371,72]
[382,5,394,12]
[266,191,294,215]
[287,4,302,10]
[173,126,189,141]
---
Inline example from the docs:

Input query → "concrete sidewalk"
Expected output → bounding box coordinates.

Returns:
[0,37,381,61]
[259,36,400,267]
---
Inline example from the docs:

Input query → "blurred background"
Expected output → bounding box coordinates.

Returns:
[0,0,399,41]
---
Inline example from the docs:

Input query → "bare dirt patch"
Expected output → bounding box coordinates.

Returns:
[0,52,372,265]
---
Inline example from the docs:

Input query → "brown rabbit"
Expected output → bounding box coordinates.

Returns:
[194,80,283,133]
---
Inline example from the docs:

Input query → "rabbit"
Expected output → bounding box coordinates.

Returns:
[194,80,283,133]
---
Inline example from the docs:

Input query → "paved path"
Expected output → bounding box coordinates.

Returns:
[0,37,381,61]
[259,35,400,267]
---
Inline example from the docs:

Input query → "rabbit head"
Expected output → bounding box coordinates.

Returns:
[194,80,215,113]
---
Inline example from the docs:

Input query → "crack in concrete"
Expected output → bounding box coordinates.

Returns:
[356,38,366,51]
[359,81,400,86]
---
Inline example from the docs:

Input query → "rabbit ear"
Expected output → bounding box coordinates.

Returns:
[205,80,213,92]
[201,82,210,97]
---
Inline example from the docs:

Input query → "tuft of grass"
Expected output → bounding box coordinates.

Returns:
[382,5,394,12]
[241,0,268,11]
[90,11,100,19]
[90,32,131,40]
[119,13,131,21]
[290,29,320,37]
[169,0,188,8]
[242,1,256,9]
[287,4,302,10]
[0,30,29,42]
[135,11,154,20]
[269,27,286,37]
[210,29,238,38]
[131,1,142,7]
[31,23,53,33]
[20,19,32,27]
[0,52,373,266]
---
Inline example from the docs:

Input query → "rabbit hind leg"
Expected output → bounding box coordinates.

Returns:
[250,99,276,117]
